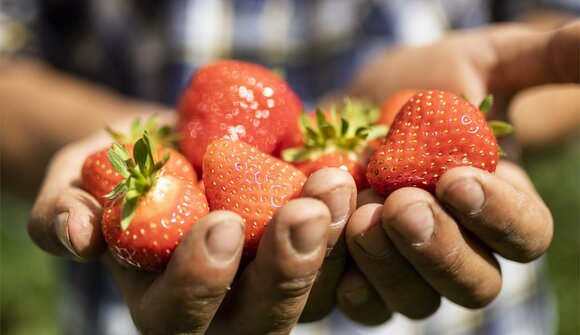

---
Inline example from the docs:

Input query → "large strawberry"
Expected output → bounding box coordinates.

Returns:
[283,99,387,190]
[81,116,197,205]
[178,60,303,173]
[102,133,209,271]
[367,90,512,196]
[203,139,307,257]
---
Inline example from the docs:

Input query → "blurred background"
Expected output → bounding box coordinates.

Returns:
[1,89,578,335]
[1,1,579,334]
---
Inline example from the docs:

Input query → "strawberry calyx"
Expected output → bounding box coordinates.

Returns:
[282,98,388,162]
[105,131,170,230]
[463,94,513,157]
[106,115,181,149]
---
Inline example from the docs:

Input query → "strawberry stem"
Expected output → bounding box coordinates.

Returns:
[282,98,388,162]
[105,114,181,148]
[478,95,493,117]
[105,131,169,230]
[488,120,513,138]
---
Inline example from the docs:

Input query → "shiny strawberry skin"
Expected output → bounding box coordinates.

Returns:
[81,147,125,206]
[102,171,209,271]
[178,60,303,173]
[161,147,198,181]
[367,90,498,196]
[202,139,306,257]
[81,145,197,205]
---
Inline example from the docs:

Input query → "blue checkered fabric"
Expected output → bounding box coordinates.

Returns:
[1,1,574,334]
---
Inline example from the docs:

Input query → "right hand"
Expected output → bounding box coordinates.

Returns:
[27,112,337,334]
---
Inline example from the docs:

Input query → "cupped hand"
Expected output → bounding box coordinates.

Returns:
[107,198,330,335]
[330,19,578,326]
[27,112,356,333]
[338,161,552,324]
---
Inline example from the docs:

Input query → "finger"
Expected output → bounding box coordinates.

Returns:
[383,188,502,308]
[486,21,580,93]
[347,203,440,319]
[335,265,392,326]
[28,187,105,261]
[218,198,330,334]
[436,163,553,262]
[29,143,108,260]
[299,167,356,321]
[105,210,245,335]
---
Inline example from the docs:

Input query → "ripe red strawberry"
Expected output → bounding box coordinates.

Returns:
[293,151,368,188]
[378,88,420,127]
[203,139,307,257]
[102,133,209,271]
[178,60,303,173]
[81,116,197,205]
[367,90,512,195]
[283,99,387,190]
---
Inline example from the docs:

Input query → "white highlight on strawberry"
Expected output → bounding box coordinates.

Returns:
[226,125,247,141]
[263,87,274,97]
[151,176,172,202]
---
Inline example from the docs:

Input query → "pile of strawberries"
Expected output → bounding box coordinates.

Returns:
[81,60,511,271]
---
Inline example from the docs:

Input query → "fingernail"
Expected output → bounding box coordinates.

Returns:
[54,212,84,261]
[290,219,327,256]
[354,224,391,258]
[206,221,244,263]
[321,187,352,227]
[339,286,370,306]
[444,178,485,214]
[390,203,434,244]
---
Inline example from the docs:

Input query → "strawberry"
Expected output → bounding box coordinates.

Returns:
[81,116,197,205]
[283,99,388,190]
[203,139,307,257]
[378,89,420,127]
[102,133,209,271]
[367,90,512,196]
[178,60,303,173]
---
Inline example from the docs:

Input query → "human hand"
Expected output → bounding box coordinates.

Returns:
[348,20,579,105]
[27,112,349,333]
[104,198,330,335]
[336,161,552,324]
[325,21,579,325]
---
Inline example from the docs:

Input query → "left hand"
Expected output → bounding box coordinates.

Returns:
[338,161,552,323]
[326,21,579,324]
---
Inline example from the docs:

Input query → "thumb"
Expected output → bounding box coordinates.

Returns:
[28,144,107,261]
[29,187,106,261]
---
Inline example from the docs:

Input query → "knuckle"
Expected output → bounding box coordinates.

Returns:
[461,281,501,309]
[427,244,469,281]
[277,272,318,299]
[491,195,554,262]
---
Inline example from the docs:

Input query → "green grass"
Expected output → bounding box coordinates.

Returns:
[1,191,61,335]
[524,137,580,335]
[0,137,578,335]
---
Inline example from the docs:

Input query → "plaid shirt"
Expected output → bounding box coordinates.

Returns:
[6,0,576,106]
[2,0,573,334]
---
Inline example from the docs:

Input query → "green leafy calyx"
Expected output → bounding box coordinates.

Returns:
[105,131,169,230]
[475,95,513,157]
[282,98,388,162]
[106,115,181,148]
